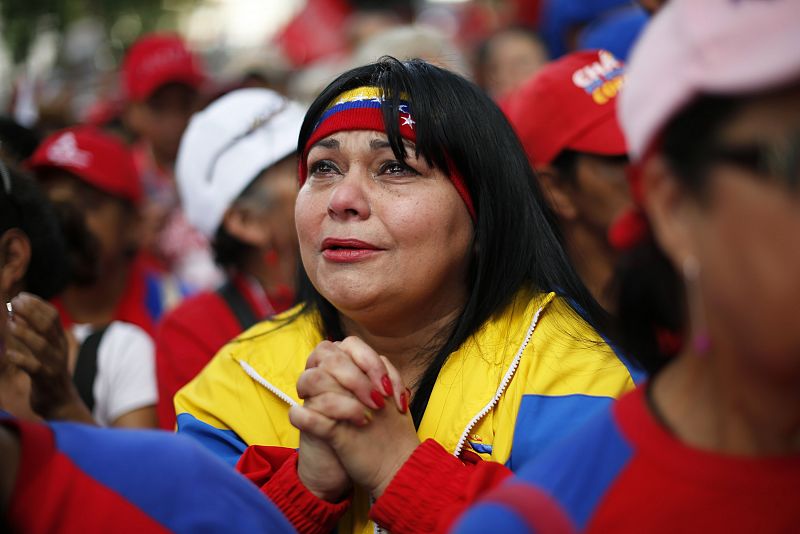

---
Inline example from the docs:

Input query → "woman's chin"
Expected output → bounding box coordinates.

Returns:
[317,282,397,323]
[322,290,382,317]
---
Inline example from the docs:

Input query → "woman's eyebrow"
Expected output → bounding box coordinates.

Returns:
[369,138,391,150]
[369,138,416,151]
[311,138,340,151]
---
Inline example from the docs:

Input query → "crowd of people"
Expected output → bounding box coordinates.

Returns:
[1,0,799,532]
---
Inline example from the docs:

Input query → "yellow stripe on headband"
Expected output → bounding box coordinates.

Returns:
[325,86,412,111]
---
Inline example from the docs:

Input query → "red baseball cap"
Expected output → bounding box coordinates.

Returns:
[501,49,627,167]
[29,126,142,205]
[121,33,205,102]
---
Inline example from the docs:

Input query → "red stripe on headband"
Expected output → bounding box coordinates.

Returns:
[299,106,476,222]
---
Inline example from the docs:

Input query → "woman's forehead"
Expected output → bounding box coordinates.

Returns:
[309,130,416,152]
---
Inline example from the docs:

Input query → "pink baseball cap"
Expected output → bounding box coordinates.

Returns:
[620,0,800,162]
[501,50,627,167]
[121,33,206,102]
[29,127,142,205]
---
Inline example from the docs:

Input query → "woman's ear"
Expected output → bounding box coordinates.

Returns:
[221,205,272,249]
[0,229,31,297]
[642,154,697,268]
[536,166,579,221]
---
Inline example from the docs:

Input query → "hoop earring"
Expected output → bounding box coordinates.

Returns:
[682,255,711,356]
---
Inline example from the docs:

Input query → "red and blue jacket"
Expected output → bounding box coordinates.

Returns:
[3,417,295,533]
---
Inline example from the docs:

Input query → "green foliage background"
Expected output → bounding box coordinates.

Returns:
[0,0,168,63]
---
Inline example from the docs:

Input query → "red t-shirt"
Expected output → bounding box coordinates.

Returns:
[154,275,291,429]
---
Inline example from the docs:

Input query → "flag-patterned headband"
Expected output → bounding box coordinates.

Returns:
[299,86,476,221]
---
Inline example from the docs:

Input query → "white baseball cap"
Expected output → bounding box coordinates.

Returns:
[619,0,800,162]
[176,88,306,238]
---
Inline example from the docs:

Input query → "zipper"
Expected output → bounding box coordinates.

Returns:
[237,359,298,407]
[372,304,545,534]
[452,305,545,458]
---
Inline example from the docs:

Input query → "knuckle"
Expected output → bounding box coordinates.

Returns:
[339,371,366,393]
[317,392,337,413]
[306,368,325,389]
[317,340,335,351]
[318,392,351,419]
[296,374,310,396]
[320,351,347,371]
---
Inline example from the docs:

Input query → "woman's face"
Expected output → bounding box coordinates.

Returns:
[296,130,474,330]
[682,86,800,377]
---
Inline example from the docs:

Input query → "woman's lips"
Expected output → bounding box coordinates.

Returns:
[321,238,384,263]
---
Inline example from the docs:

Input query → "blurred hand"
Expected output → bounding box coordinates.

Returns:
[291,337,419,497]
[5,293,94,424]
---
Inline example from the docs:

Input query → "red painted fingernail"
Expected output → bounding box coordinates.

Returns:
[401,392,409,414]
[381,375,394,397]
[370,389,385,409]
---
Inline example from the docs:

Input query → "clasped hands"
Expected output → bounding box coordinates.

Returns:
[290,337,421,502]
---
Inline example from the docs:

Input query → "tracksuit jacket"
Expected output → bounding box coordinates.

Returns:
[175,288,643,533]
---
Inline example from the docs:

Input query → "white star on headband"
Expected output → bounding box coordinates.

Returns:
[401,115,415,128]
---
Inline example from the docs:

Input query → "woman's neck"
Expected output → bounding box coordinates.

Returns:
[653,347,800,456]
[339,302,464,390]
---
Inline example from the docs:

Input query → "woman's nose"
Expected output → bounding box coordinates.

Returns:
[327,171,371,221]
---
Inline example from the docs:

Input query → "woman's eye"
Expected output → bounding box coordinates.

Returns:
[379,161,418,176]
[309,160,339,176]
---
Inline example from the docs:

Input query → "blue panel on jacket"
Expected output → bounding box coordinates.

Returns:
[454,502,538,534]
[508,394,615,470]
[52,422,295,533]
[513,405,633,530]
[177,412,248,467]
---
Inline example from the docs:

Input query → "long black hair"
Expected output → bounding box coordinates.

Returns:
[292,57,611,425]
[615,94,747,371]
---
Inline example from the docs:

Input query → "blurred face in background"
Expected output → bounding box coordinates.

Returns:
[231,156,299,281]
[657,85,800,380]
[479,29,549,100]
[38,171,139,285]
[568,154,632,239]
[128,83,199,167]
